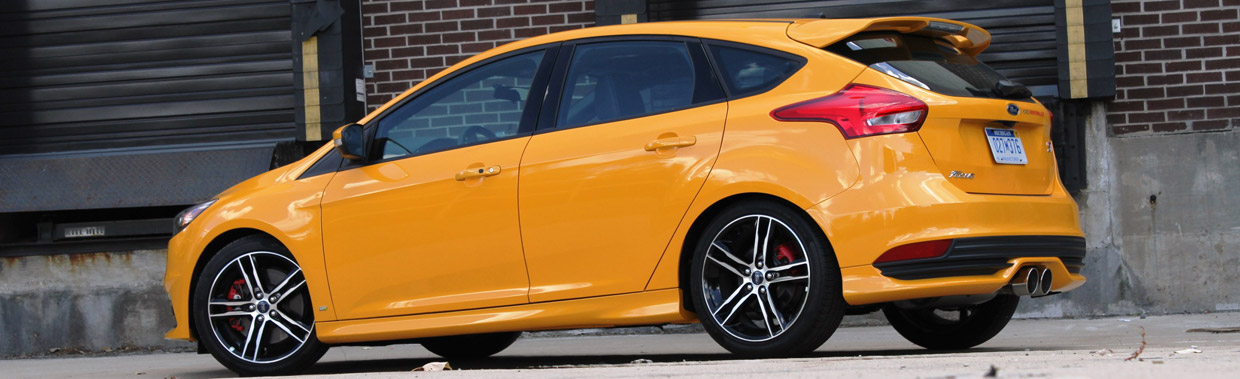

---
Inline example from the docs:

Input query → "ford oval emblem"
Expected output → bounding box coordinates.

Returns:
[1007,104,1020,116]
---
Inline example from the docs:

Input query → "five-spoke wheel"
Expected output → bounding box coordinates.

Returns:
[690,200,845,357]
[193,236,327,376]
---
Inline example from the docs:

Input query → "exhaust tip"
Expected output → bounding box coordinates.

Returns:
[1010,267,1039,296]
[1036,267,1054,296]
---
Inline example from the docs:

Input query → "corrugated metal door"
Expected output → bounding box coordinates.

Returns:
[648,0,1059,89]
[0,0,295,155]
[0,0,295,213]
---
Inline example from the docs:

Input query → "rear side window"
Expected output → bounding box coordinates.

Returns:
[708,43,804,98]
[828,32,1022,100]
[556,41,723,129]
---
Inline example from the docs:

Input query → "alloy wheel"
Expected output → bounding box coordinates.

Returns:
[700,214,812,342]
[205,251,314,364]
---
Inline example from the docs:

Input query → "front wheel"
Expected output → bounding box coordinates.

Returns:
[192,236,327,376]
[689,200,846,357]
[882,294,1020,350]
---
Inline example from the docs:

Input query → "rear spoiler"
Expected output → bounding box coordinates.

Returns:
[786,17,991,56]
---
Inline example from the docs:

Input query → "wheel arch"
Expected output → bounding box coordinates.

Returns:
[186,228,279,340]
[676,193,838,313]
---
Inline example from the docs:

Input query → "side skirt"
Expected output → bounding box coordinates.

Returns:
[316,289,697,344]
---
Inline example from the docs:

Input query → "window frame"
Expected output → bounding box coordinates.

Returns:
[533,35,727,134]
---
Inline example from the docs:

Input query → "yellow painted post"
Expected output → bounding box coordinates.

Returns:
[302,36,322,141]
[1064,0,1088,99]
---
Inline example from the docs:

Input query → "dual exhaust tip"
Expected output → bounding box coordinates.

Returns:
[1011,266,1054,297]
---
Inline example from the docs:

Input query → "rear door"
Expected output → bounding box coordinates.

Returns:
[828,32,1057,195]
[518,38,728,302]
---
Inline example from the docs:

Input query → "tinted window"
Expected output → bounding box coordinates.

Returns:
[556,41,719,129]
[827,32,1020,100]
[375,50,544,160]
[709,44,803,98]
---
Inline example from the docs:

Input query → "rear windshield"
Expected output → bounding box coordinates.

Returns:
[827,32,1027,100]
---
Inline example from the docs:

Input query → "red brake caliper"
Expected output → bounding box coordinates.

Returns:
[227,279,247,332]
[775,244,796,265]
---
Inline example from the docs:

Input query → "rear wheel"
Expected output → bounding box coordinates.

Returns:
[882,294,1020,350]
[690,200,845,357]
[192,236,327,376]
[420,332,522,359]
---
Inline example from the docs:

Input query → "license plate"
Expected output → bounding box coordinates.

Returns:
[984,128,1027,165]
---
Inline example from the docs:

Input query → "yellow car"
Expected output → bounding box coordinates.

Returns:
[164,17,1085,375]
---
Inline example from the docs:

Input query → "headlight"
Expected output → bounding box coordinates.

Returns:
[173,199,217,235]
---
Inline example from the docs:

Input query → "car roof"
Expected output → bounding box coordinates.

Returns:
[358,17,990,124]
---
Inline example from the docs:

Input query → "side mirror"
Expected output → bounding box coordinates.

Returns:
[332,124,365,161]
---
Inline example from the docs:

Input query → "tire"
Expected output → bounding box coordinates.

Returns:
[192,236,328,376]
[689,200,846,357]
[420,332,522,359]
[882,294,1020,350]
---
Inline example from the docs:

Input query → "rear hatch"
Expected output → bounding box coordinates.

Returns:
[789,18,1057,195]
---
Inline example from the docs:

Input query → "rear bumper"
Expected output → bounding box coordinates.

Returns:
[841,235,1087,306]
[839,257,1086,306]
[874,235,1085,280]
[805,133,1086,306]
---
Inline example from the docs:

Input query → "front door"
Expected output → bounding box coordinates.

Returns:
[320,50,549,320]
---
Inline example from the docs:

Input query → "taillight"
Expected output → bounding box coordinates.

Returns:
[770,84,928,139]
[873,239,953,264]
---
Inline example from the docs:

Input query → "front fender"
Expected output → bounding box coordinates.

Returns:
[164,146,339,341]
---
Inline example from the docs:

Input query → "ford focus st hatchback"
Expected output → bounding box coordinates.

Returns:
[164,17,1086,376]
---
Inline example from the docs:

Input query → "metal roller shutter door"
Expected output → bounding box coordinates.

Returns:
[0,0,294,212]
[0,0,295,155]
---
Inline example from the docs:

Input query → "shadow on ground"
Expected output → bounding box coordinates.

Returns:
[300,346,1063,376]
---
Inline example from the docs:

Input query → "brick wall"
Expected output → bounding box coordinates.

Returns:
[1108,0,1240,136]
[361,0,595,111]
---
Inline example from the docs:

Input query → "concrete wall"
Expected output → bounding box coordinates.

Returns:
[0,250,192,356]
[1017,102,1240,318]
[1014,0,1240,318]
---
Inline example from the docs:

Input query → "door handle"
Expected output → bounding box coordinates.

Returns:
[455,165,502,181]
[644,136,697,151]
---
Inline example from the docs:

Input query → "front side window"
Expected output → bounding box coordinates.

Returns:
[556,41,719,129]
[374,50,545,160]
